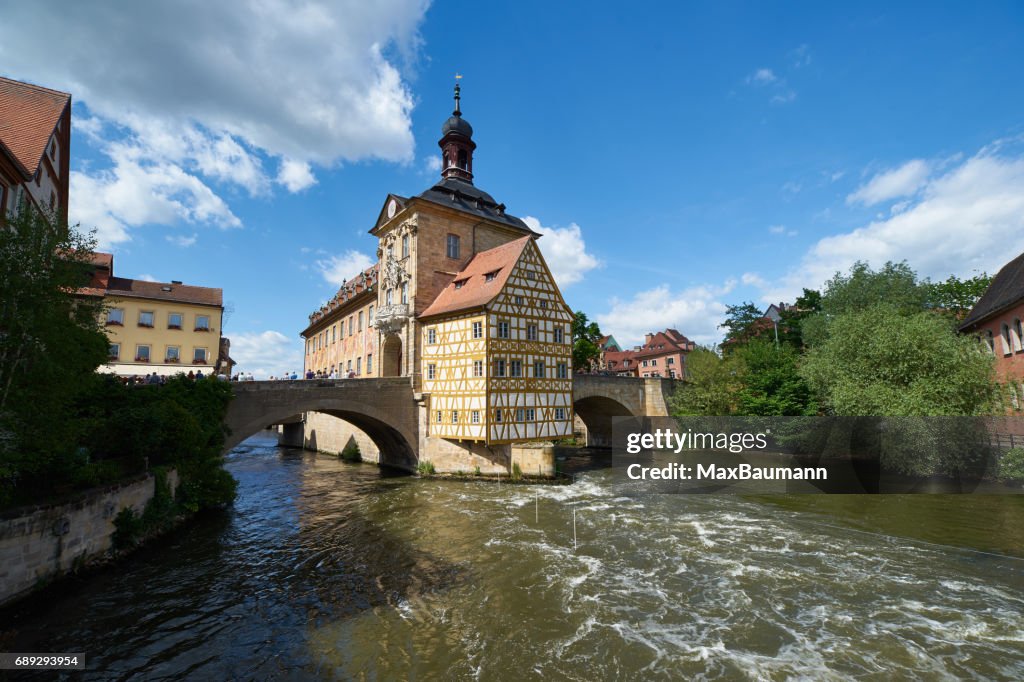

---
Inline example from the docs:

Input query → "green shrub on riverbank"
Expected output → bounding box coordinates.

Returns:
[999,448,1024,484]
[340,441,361,462]
[1,374,237,510]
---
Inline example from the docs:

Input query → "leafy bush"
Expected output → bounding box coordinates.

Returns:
[340,441,361,462]
[416,460,436,475]
[999,448,1024,484]
[511,462,523,481]
[112,507,144,550]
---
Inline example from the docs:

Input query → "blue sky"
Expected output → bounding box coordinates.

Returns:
[3,1,1024,375]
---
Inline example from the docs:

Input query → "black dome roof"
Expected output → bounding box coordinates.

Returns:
[442,113,473,138]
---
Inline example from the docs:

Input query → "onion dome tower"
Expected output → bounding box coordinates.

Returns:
[439,82,476,183]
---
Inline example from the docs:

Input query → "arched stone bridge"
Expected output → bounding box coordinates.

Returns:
[224,375,678,470]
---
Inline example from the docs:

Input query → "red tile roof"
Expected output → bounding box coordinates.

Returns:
[105,277,223,307]
[0,76,70,177]
[419,236,532,318]
[632,330,695,358]
[73,251,220,306]
[88,252,113,270]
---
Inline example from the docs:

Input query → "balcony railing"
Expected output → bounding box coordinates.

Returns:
[375,303,409,333]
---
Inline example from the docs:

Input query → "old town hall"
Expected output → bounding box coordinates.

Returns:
[302,85,575,456]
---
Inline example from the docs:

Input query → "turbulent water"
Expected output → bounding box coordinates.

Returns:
[4,433,1024,680]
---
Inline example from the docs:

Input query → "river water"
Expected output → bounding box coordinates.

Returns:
[4,433,1024,680]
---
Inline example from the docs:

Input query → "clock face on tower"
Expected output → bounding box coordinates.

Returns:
[387,199,397,219]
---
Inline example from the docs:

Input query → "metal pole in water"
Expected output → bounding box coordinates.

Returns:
[573,505,577,551]
[535,490,539,524]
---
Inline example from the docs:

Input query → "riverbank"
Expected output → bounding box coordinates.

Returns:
[0,469,181,608]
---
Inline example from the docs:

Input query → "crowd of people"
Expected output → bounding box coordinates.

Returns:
[115,368,366,384]
[115,369,221,385]
[263,368,357,381]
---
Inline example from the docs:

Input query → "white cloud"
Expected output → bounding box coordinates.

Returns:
[1,0,428,242]
[316,250,375,287]
[768,224,786,234]
[747,68,777,85]
[70,141,241,248]
[745,65,796,104]
[166,233,198,247]
[846,159,931,206]
[741,272,768,288]
[229,330,305,379]
[136,273,157,282]
[791,44,812,68]
[597,281,735,348]
[425,155,442,173]
[761,141,1024,303]
[770,90,796,105]
[277,159,318,192]
[782,181,802,194]
[522,216,601,287]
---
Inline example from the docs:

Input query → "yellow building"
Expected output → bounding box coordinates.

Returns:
[420,236,574,443]
[82,253,227,377]
[302,264,379,377]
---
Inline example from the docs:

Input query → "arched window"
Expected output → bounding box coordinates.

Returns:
[983,330,995,355]
[1001,324,1013,356]
[1014,319,1024,352]
[457,149,468,170]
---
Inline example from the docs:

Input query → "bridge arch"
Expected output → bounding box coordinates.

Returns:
[573,395,638,447]
[224,380,419,470]
[571,375,645,447]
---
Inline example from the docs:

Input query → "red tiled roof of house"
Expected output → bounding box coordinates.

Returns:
[88,252,112,270]
[105,276,223,307]
[632,330,695,358]
[0,76,70,177]
[419,236,532,318]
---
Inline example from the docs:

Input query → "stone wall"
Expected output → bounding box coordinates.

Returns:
[0,470,179,608]
[511,443,556,477]
[299,412,382,464]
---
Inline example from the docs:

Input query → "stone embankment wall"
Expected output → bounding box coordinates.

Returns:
[295,412,555,476]
[0,470,178,607]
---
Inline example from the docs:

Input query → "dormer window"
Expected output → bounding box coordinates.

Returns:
[454,278,467,290]
[485,270,499,282]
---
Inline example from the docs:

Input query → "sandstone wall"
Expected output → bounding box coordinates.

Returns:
[0,470,178,607]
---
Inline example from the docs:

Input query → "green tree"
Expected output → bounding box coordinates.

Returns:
[800,304,995,417]
[735,339,816,416]
[670,347,742,416]
[776,288,821,348]
[802,261,927,347]
[719,302,765,347]
[571,311,603,371]
[0,206,109,498]
[922,273,992,321]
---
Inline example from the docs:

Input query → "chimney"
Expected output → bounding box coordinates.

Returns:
[645,333,654,345]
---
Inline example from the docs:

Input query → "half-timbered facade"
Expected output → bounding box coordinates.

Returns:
[420,236,574,444]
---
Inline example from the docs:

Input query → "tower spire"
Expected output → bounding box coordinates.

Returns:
[439,77,475,183]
